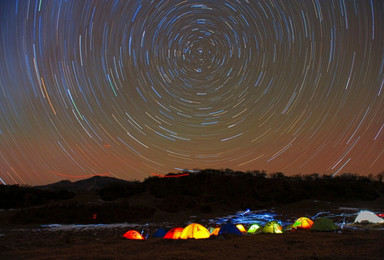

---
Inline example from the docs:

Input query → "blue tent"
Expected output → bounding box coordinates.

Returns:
[218,223,242,235]
[152,228,168,238]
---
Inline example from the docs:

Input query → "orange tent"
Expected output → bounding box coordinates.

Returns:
[163,227,184,239]
[123,230,145,240]
[292,217,313,230]
[180,223,210,239]
[210,227,220,236]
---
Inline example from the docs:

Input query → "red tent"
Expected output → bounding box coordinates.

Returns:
[123,230,145,240]
[163,227,184,239]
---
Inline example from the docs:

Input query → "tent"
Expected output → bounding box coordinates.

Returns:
[247,223,262,234]
[180,223,211,239]
[218,223,242,235]
[210,227,220,236]
[163,227,184,239]
[354,211,384,224]
[236,224,247,233]
[292,217,314,230]
[152,228,168,238]
[123,230,145,240]
[310,217,338,232]
[262,221,284,234]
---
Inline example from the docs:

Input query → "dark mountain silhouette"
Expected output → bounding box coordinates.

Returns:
[1,169,383,225]
[36,175,130,192]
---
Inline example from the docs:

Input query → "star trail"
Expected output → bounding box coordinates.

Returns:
[0,0,383,185]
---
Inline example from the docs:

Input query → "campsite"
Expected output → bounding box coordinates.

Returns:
[1,170,384,259]
[1,0,384,258]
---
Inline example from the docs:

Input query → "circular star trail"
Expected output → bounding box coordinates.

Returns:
[0,0,383,185]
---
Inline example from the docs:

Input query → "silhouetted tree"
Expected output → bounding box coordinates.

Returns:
[270,172,285,179]
[304,173,320,181]
[377,172,383,183]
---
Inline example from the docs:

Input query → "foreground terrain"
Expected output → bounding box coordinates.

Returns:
[1,171,383,259]
[1,219,383,259]
[1,196,384,260]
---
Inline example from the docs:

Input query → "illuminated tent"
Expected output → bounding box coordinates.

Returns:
[262,221,284,234]
[292,217,314,230]
[218,223,242,235]
[310,217,338,232]
[123,230,145,240]
[236,224,247,233]
[247,223,262,234]
[209,227,220,236]
[163,227,184,239]
[180,223,211,239]
[354,211,384,224]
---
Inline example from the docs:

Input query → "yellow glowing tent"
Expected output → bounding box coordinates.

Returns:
[236,224,247,233]
[180,223,211,239]
[262,221,284,234]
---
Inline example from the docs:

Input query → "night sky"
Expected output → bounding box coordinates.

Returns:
[0,0,383,185]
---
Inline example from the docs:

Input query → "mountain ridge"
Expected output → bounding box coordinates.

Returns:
[35,175,130,192]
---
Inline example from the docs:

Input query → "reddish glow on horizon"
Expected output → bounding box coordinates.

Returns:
[151,173,190,178]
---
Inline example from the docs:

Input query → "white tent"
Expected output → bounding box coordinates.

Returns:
[354,211,384,224]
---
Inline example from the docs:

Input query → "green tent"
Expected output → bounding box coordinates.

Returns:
[262,221,284,234]
[310,217,338,232]
[247,223,262,234]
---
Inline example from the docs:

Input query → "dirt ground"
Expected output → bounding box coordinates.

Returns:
[1,227,383,260]
[1,198,384,260]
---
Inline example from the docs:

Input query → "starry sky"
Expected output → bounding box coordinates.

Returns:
[0,0,383,185]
